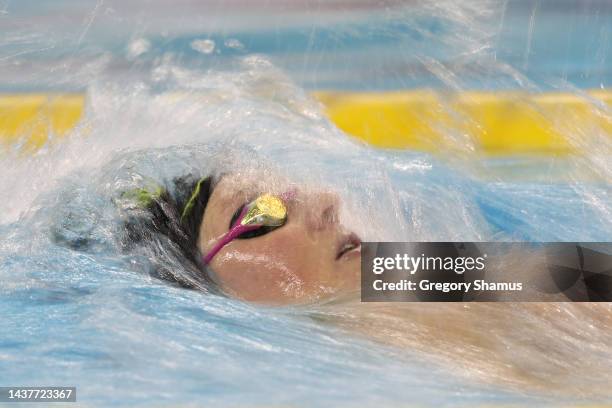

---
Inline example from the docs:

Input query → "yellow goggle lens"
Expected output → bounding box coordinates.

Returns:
[241,194,287,227]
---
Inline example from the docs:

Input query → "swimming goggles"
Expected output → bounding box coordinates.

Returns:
[202,193,290,264]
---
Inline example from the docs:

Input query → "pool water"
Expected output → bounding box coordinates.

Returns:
[1,1,611,406]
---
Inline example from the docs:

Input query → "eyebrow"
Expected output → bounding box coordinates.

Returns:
[212,173,262,208]
[213,188,249,216]
[228,189,259,209]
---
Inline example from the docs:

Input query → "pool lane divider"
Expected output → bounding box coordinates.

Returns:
[0,94,85,150]
[315,90,612,156]
[1,91,610,154]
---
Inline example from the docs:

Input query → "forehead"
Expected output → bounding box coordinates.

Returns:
[211,170,290,202]
[210,173,260,205]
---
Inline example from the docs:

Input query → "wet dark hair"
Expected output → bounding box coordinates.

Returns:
[120,175,216,291]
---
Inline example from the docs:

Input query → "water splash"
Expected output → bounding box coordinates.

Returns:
[1,1,611,406]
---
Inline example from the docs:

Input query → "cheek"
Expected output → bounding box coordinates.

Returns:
[210,227,330,302]
[211,239,308,302]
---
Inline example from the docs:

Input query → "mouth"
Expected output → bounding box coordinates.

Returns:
[335,232,361,261]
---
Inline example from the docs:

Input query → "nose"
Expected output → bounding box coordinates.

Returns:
[303,191,340,233]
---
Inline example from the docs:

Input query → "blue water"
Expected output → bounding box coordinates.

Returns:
[1,0,611,91]
[0,230,534,407]
[1,1,612,407]
[1,140,610,406]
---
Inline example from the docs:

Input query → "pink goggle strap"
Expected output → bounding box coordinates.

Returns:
[203,206,258,264]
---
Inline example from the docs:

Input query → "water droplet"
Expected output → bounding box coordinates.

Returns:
[190,39,216,55]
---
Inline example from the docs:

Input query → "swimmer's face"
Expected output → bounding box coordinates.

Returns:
[198,173,361,304]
